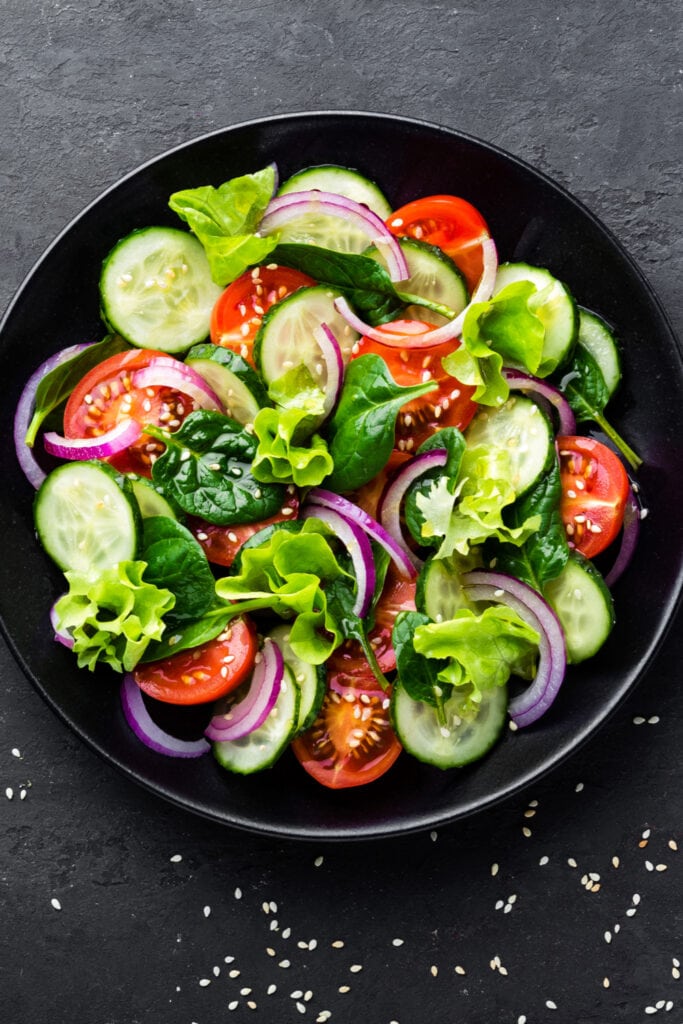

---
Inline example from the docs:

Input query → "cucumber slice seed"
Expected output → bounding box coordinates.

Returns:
[100,227,223,354]
[543,553,615,663]
[577,307,622,397]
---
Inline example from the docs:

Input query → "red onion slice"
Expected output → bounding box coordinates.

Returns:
[306,488,417,579]
[205,638,284,742]
[260,189,409,282]
[503,369,576,434]
[43,418,143,461]
[132,361,225,413]
[604,483,641,588]
[301,504,375,617]
[333,237,498,348]
[312,322,344,416]
[378,449,449,569]
[50,600,74,649]
[121,674,210,758]
[14,343,92,488]
[462,570,567,728]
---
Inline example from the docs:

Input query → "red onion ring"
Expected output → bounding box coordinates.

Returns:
[604,483,641,588]
[301,504,376,617]
[462,570,567,728]
[260,189,409,282]
[503,369,576,434]
[14,343,92,488]
[50,600,74,649]
[205,638,284,742]
[43,418,143,461]
[378,449,449,569]
[333,237,498,348]
[132,361,225,412]
[121,674,210,758]
[312,322,344,417]
[306,488,417,579]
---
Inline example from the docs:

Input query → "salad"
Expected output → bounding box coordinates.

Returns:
[14,161,643,790]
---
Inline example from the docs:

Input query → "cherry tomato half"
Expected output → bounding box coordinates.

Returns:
[387,195,490,292]
[557,435,629,559]
[63,349,195,477]
[187,491,300,568]
[210,265,315,364]
[326,565,417,678]
[133,617,257,705]
[351,320,478,452]
[291,672,402,789]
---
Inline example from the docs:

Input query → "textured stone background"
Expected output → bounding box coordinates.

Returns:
[1,2,681,1022]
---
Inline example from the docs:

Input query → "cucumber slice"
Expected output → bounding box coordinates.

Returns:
[128,476,181,521]
[185,344,269,426]
[464,395,554,497]
[268,624,325,733]
[543,551,615,663]
[415,555,470,621]
[253,285,359,390]
[493,262,578,375]
[577,307,622,398]
[392,682,508,768]
[100,227,222,354]
[213,665,300,774]
[278,164,393,219]
[34,461,140,575]
[366,238,468,325]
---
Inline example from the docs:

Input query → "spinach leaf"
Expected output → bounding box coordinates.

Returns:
[404,428,466,547]
[25,334,130,446]
[169,167,278,286]
[324,354,437,492]
[393,610,449,708]
[558,346,642,470]
[141,516,216,625]
[270,243,405,325]
[140,604,237,662]
[148,410,285,525]
[493,462,569,589]
[325,576,389,690]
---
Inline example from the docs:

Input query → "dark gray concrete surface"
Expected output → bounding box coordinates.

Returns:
[1,2,681,1022]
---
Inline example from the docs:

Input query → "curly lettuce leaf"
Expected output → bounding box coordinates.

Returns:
[413,605,539,715]
[251,406,333,487]
[443,281,546,406]
[54,561,175,673]
[415,445,541,558]
[169,166,277,286]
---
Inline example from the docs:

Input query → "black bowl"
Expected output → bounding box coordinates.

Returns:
[1,111,681,840]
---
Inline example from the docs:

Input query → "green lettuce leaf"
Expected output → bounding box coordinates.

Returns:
[443,281,546,406]
[169,167,277,286]
[413,605,539,714]
[415,445,541,558]
[54,561,175,673]
[252,406,334,488]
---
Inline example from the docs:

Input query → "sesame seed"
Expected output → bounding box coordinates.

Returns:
[673,967,681,980]
[228,1001,239,1011]
[603,977,610,988]
[648,715,660,724]
[198,978,211,987]
[604,931,612,943]
[645,1007,657,1015]
[392,938,404,947]
[314,855,324,867]
[633,716,646,725]
[546,1000,558,1010]
[522,826,532,838]
[656,863,668,872]
[612,856,620,868]
[331,940,344,948]
[338,985,350,993]
[645,861,654,872]
[268,984,277,995]
[349,964,363,973]
[668,840,678,851]
[430,831,438,842]
[626,908,637,917]
[575,782,584,793]
[11,748,20,758]
[568,858,578,868]
[279,960,291,968]
[517,1017,527,1024]
[229,969,240,978]
[491,862,499,876]
[5,788,13,800]
[455,965,466,975]
[203,905,211,918]
[50,898,61,911]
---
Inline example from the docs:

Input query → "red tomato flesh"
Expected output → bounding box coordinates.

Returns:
[291,672,402,789]
[63,349,195,477]
[557,435,629,558]
[133,617,257,705]
[387,194,490,292]
[187,491,300,568]
[351,320,478,452]
[210,265,315,364]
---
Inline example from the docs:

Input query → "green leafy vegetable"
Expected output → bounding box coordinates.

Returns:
[140,516,216,625]
[393,610,448,708]
[324,354,437,492]
[267,363,327,437]
[557,346,642,470]
[148,410,285,525]
[25,334,130,447]
[492,462,570,590]
[443,282,546,406]
[404,428,466,546]
[252,406,334,487]
[414,445,541,558]
[54,560,174,673]
[413,605,539,714]
[169,167,278,286]
[324,576,389,690]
